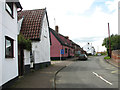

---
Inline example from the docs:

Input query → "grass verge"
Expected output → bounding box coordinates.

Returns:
[104,56,111,59]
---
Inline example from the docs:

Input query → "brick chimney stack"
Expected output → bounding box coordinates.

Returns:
[65,36,69,39]
[55,25,59,33]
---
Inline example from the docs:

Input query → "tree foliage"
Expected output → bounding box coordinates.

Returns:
[102,34,120,50]
[18,34,32,51]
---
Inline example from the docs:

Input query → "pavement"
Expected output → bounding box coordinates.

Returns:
[10,57,78,88]
[9,56,119,88]
[105,58,120,68]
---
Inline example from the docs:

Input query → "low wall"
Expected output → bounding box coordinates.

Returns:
[24,50,30,74]
[111,50,120,63]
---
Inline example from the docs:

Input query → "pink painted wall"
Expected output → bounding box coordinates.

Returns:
[50,32,62,57]
[50,32,75,58]
[62,46,74,57]
[62,46,69,57]
[70,48,75,57]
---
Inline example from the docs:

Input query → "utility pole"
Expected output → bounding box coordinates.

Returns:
[108,23,111,57]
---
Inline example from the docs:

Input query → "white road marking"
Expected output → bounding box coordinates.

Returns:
[92,72,113,85]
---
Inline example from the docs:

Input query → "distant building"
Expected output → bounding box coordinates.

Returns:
[72,42,85,55]
[83,43,96,55]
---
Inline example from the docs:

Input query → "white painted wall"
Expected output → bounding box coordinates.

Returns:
[83,43,95,55]
[32,14,50,64]
[118,1,120,35]
[0,1,19,86]
[24,50,30,65]
[0,1,3,86]
[18,18,24,34]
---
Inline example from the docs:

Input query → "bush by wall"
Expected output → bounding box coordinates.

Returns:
[18,34,32,51]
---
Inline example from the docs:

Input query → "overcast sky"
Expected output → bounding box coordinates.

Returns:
[19,0,118,52]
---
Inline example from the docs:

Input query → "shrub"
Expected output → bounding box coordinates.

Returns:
[18,34,32,51]
[104,56,110,59]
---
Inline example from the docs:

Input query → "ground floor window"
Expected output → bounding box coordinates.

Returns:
[5,36,14,58]
[65,48,67,53]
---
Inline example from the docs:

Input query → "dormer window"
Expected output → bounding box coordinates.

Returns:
[6,2,14,18]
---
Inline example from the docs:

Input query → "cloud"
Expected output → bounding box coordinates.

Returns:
[73,36,103,43]
[105,0,117,12]
[19,0,118,52]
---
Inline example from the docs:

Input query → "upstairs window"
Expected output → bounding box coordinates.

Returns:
[6,2,14,18]
[5,36,14,58]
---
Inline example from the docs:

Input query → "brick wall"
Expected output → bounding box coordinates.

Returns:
[111,50,120,63]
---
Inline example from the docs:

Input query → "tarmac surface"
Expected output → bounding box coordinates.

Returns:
[10,56,119,88]
[10,57,77,88]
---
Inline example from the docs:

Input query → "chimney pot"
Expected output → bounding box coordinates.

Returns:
[55,26,59,33]
[65,36,69,39]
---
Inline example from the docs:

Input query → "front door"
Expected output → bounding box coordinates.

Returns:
[18,46,24,76]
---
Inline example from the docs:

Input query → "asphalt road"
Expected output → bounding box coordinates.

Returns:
[56,56,119,88]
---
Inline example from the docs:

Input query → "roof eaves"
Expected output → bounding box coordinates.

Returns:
[15,2,22,9]
[38,9,46,41]
[30,38,40,41]
[50,28,64,45]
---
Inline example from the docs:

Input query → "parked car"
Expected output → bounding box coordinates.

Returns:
[97,53,101,56]
[78,54,87,60]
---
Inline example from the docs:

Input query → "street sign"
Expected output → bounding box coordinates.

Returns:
[60,49,64,54]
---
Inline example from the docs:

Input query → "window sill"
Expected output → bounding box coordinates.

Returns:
[5,56,14,58]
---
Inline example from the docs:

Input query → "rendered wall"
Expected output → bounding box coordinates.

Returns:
[62,46,69,57]
[50,32,74,58]
[0,1,3,86]
[1,1,19,86]
[83,43,95,55]
[50,31,62,57]
[32,14,50,64]
[24,50,30,65]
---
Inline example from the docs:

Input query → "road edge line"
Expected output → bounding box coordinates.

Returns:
[92,72,113,85]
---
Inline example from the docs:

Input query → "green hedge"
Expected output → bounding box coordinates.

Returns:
[18,34,32,51]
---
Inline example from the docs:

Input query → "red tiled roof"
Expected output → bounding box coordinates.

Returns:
[50,28,75,48]
[18,9,46,40]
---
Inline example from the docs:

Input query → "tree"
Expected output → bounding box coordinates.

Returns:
[18,34,32,51]
[102,34,120,56]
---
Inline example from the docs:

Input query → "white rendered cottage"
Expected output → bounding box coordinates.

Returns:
[18,9,51,70]
[0,0,22,87]
[83,43,96,55]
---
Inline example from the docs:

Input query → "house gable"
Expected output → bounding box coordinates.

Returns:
[50,31,62,57]
[49,28,63,45]
[18,9,46,41]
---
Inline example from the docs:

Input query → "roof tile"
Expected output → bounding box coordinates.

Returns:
[50,28,74,48]
[18,9,46,40]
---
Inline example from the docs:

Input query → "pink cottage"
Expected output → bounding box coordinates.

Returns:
[50,26,75,60]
